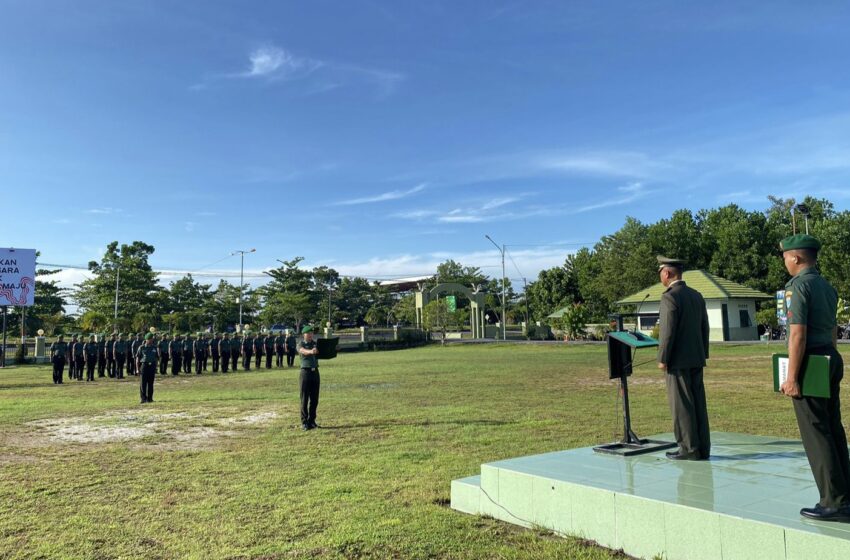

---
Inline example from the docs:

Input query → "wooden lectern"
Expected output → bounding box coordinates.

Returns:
[593,330,676,456]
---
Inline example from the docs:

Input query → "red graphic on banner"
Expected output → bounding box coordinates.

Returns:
[0,276,33,306]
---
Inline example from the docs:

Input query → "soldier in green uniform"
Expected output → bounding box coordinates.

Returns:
[778,234,850,521]
[656,256,711,461]
[219,333,230,373]
[211,333,221,372]
[183,334,194,374]
[285,329,297,367]
[201,333,210,371]
[158,334,170,375]
[254,334,264,369]
[193,334,204,375]
[114,333,127,379]
[297,325,321,430]
[169,334,183,375]
[230,333,241,371]
[84,335,98,382]
[131,333,144,376]
[274,332,285,368]
[96,334,106,377]
[50,335,68,384]
[68,334,79,381]
[136,333,159,404]
[105,333,116,378]
[264,333,275,369]
[242,333,253,371]
[72,335,85,381]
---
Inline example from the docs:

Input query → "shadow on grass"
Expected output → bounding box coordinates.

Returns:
[318,419,515,430]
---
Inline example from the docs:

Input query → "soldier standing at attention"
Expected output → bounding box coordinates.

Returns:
[297,326,321,430]
[275,332,285,368]
[169,334,183,375]
[105,333,116,378]
[158,334,170,375]
[231,333,241,371]
[254,333,265,369]
[50,335,68,384]
[264,333,275,369]
[114,333,127,379]
[127,334,137,376]
[136,333,159,404]
[285,329,297,367]
[73,335,85,381]
[183,334,194,374]
[779,234,850,521]
[220,333,231,373]
[96,334,106,377]
[84,335,98,382]
[201,333,211,372]
[656,256,711,461]
[68,335,79,381]
[211,333,222,373]
[193,334,205,375]
[242,333,253,371]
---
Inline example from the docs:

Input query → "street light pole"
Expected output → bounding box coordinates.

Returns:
[113,266,120,328]
[232,249,256,332]
[485,235,506,341]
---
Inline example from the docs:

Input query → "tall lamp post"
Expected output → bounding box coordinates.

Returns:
[485,235,506,341]
[232,249,256,332]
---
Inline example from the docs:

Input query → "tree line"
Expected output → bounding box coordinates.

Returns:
[6,196,849,337]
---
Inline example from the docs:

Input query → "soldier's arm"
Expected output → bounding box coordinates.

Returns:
[657,293,678,369]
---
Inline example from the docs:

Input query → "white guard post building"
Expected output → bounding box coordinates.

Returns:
[616,270,772,341]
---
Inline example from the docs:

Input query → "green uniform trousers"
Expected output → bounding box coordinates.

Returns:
[666,367,711,457]
[793,346,850,508]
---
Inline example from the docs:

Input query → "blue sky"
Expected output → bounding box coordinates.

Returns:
[3,1,850,290]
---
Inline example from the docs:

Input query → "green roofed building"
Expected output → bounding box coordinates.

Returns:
[615,270,772,341]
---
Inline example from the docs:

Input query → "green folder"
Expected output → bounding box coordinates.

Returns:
[772,353,831,398]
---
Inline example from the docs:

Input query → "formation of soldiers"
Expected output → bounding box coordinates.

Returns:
[49,330,300,383]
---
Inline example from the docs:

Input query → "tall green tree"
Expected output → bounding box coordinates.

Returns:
[75,241,162,330]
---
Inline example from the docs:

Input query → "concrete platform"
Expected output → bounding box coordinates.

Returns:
[451,432,850,560]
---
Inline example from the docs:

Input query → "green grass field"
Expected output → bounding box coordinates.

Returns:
[1,343,847,559]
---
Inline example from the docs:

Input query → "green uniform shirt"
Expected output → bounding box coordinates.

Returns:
[230,337,241,352]
[169,340,183,355]
[114,340,127,353]
[285,335,296,350]
[137,344,159,365]
[785,267,838,349]
[264,336,275,352]
[297,339,318,369]
[183,339,194,353]
[159,339,170,354]
[73,342,84,358]
[50,341,68,358]
[84,342,98,358]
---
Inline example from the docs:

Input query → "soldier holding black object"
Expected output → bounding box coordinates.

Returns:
[297,325,321,431]
[778,234,850,522]
[656,256,711,461]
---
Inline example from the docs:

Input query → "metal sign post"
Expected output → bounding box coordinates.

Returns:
[1,306,6,368]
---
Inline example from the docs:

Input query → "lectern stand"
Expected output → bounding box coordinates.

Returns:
[593,331,676,456]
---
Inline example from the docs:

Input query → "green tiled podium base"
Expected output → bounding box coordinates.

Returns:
[450,432,850,560]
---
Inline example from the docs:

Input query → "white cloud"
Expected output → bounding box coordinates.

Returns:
[86,207,122,215]
[334,183,427,206]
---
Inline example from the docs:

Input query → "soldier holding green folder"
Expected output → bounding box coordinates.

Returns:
[779,234,850,522]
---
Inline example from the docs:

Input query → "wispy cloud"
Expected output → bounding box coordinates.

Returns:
[185,221,196,232]
[334,183,427,206]
[86,207,122,215]
[194,44,403,98]
[195,211,217,217]
[568,182,650,214]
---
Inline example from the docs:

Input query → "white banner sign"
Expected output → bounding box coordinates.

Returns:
[0,248,36,307]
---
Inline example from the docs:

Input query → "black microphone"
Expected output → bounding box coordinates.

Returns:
[633,293,651,336]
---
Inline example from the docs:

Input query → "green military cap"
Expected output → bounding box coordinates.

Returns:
[144,333,153,340]
[780,234,822,252]
[301,325,314,334]
[656,256,686,270]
